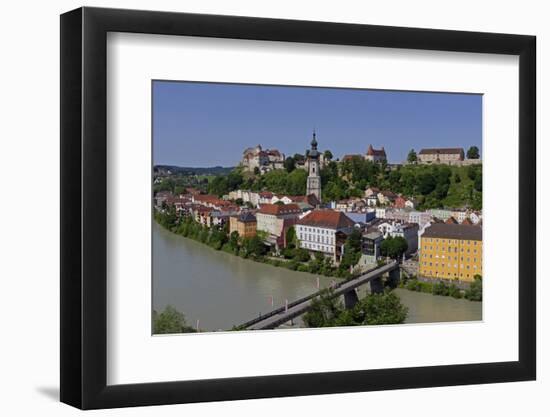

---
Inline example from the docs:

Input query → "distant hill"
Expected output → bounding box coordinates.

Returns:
[154,165,235,176]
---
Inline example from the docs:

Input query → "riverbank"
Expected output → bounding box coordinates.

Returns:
[153,222,482,330]
[154,209,359,279]
[155,208,482,302]
[153,222,341,330]
[398,274,482,302]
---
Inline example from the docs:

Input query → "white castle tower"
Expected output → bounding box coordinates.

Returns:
[306,131,321,202]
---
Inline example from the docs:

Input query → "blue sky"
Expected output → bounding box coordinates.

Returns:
[153,81,482,166]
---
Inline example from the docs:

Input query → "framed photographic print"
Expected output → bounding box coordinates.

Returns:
[60,6,536,410]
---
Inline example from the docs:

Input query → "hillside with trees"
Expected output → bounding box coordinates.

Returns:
[157,154,482,211]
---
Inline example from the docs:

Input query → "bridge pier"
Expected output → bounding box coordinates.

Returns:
[370,276,384,294]
[387,267,401,289]
[343,289,359,309]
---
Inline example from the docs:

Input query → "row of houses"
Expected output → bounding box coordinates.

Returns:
[374,207,481,226]
[364,187,418,208]
[228,204,421,268]
[225,189,320,210]
[156,187,482,282]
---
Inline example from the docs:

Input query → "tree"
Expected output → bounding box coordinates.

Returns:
[253,166,260,175]
[467,165,478,180]
[208,227,228,250]
[263,169,289,194]
[207,175,228,196]
[228,231,240,253]
[465,275,482,301]
[153,305,196,334]
[293,153,305,164]
[241,236,267,258]
[303,289,344,328]
[226,170,244,190]
[474,172,482,192]
[336,292,408,326]
[155,204,178,230]
[467,146,480,159]
[417,172,436,195]
[294,247,311,262]
[286,169,307,195]
[339,229,362,274]
[407,149,417,164]
[323,150,333,161]
[380,236,408,260]
[286,226,296,246]
[454,173,461,183]
[284,156,296,173]
[303,289,408,328]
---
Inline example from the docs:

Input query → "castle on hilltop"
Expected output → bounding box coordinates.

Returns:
[240,145,285,174]
[365,144,387,162]
[342,144,387,163]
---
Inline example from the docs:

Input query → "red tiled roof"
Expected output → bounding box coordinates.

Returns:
[342,154,362,161]
[380,190,397,199]
[289,194,320,207]
[258,203,301,216]
[165,196,187,205]
[196,206,213,213]
[259,191,274,198]
[297,209,356,230]
[194,194,218,202]
[366,144,386,157]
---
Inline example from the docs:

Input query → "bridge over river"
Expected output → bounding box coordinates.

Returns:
[239,261,400,330]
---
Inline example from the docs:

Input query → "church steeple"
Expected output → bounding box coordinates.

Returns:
[308,130,320,159]
[306,131,321,203]
[311,130,318,149]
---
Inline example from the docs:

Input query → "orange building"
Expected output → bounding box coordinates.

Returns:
[229,212,257,238]
[419,223,482,282]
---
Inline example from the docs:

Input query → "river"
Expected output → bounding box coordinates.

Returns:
[153,222,481,331]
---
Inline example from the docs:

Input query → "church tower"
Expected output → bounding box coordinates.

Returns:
[306,131,321,202]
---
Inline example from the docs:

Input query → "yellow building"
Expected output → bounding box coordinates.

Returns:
[419,223,482,282]
[229,212,257,238]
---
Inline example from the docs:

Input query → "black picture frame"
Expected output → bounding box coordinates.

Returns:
[60,6,536,410]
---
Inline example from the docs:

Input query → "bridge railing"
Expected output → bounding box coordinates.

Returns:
[235,261,395,329]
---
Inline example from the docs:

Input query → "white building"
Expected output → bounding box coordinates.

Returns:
[408,210,433,225]
[296,209,356,260]
[375,208,388,219]
[376,220,419,256]
[271,195,293,205]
